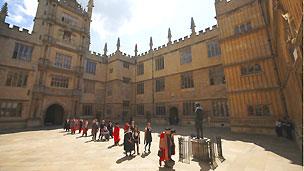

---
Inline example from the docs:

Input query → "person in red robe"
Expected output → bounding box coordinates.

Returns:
[113,122,120,146]
[159,128,175,168]
[70,119,75,134]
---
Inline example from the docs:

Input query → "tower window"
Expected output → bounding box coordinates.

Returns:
[240,63,262,76]
[63,31,72,42]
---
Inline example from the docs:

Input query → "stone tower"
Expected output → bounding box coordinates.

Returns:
[30,0,93,125]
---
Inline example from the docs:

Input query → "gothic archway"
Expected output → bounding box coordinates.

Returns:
[44,104,64,126]
[169,107,179,125]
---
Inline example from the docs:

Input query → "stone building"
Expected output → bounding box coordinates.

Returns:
[0,0,302,147]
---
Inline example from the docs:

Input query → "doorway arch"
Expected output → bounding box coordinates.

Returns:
[44,104,64,126]
[169,107,179,125]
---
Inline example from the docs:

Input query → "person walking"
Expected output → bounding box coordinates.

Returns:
[92,119,99,141]
[123,124,135,156]
[82,120,89,137]
[113,122,120,146]
[144,122,152,153]
[107,121,114,139]
[133,125,140,155]
[159,128,175,168]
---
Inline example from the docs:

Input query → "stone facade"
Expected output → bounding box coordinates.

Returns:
[0,0,302,146]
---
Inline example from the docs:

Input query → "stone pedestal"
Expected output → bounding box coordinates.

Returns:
[191,138,210,161]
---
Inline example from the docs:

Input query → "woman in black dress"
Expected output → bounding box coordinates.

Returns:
[124,126,135,156]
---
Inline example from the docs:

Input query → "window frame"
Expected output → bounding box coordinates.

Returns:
[180,46,192,65]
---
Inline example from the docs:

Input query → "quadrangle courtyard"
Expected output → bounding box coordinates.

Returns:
[0,125,302,171]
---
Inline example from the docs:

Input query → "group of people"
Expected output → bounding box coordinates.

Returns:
[159,128,176,168]
[90,119,116,141]
[64,118,89,137]
[62,118,176,168]
[122,121,153,156]
[275,116,294,140]
[61,102,207,169]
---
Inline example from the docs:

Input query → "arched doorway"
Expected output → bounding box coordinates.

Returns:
[44,104,64,126]
[169,107,179,125]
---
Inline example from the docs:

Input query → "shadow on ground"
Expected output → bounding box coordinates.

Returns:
[116,155,136,164]
[0,126,62,135]
[135,124,303,167]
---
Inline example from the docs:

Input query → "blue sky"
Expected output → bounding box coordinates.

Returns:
[0,0,217,55]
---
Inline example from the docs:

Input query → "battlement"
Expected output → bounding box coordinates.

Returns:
[215,0,255,16]
[56,0,88,16]
[108,50,133,59]
[136,24,218,59]
[3,23,32,35]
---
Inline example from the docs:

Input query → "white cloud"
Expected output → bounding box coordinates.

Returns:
[17,0,38,17]
[2,0,217,54]
[8,13,23,23]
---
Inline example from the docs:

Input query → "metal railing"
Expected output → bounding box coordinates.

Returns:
[178,136,225,170]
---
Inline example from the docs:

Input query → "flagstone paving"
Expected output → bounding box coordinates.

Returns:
[0,126,302,171]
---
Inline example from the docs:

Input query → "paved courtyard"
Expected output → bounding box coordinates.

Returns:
[0,126,302,171]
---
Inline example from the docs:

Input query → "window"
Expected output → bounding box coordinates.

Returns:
[6,71,28,88]
[12,43,33,62]
[61,13,78,26]
[122,77,131,84]
[51,75,69,88]
[0,101,22,117]
[155,56,164,70]
[155,78,165,92]
[212,101,229,117]
[180,46,192,64]
[83,104,93,115]
[123,62,129,69]
[181,72,194,89]
[234,22,252,35]
[123,101,130,111]
[63,31,72,41]
[183,101,195,115]
[155,103,166,115]
[84,80,95,94]
[240,64,262,76]
[137,82,144,94]
[137,63,144,75]
[247,104,271,116]
[207,40,221,57]
[137,104,144,116]
[54,53,72,69]
[85,60,96,75]
[209,67,225,85]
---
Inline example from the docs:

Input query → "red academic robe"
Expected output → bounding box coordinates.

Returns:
[113,126,120,143]
[159,132,170,161]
